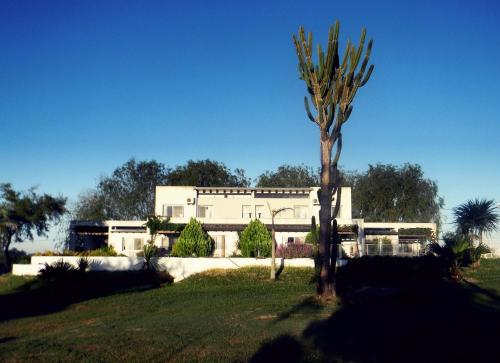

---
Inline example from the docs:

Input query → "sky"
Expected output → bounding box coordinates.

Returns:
[1,0,499,252]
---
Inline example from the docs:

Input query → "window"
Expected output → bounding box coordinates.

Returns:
[121,237,126,251]
[242,205,252,218]
[255,205,265,219]
[134,238,143,250]
[198,205,214,218]
[162,205,184,218]
[294,205,308,219]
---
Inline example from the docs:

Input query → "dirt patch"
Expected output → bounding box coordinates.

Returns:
[255,314,277,320]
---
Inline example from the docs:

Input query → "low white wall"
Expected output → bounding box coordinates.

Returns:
[13,257,322,282]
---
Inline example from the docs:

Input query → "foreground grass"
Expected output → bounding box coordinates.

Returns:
[0,261,499,362]
[0,267,334,362]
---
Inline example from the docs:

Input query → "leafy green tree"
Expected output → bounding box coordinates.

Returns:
[0,184,66,270]
[172,218,212,257]
[453,198,499,243]
[238,219,272,257]
[144,215,176,245]
[74,158,170,221]
[168,159,250,187]
[350,163,443,225]
[293,21,374,298]
[256,164,319,187]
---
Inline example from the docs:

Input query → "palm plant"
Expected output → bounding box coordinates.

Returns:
[428,233,469,280]
[453,199,499,243]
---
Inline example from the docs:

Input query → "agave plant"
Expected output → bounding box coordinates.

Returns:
[428,233,470,280]
[142,243,158,272]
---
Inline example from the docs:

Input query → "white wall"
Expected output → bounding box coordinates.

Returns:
[13,256,322,282]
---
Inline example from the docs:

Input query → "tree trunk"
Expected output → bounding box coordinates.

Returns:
[2,239,12,272]
[270,217,276,280]
[318,135,335,298]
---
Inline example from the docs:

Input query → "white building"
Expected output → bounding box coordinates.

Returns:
[70,186,437,257]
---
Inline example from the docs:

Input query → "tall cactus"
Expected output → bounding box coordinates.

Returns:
[293,22,374,298]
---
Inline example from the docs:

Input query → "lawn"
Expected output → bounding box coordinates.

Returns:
[0,260,499,362]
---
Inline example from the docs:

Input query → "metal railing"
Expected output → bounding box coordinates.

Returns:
[360,242,424,257]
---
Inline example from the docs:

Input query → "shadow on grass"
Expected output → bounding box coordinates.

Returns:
[0,271,171,323]
[251,257,500,362]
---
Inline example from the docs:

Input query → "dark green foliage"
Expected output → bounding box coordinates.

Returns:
[337,224,359,234]
[74,159,170,221]
[427,233,470,279]
[256,164,319,188]
[305,216,319,245]
[0,183,66,271]
[76,256,89,273]
[453,198,499,238]
[39,260,75,281]
[238,219,272,257]
[349,163,443,224]
[172,218,212,257]
[168,159,250,187]
[398,227,433,237]
[142,244,158,271]
[144,215,176,244]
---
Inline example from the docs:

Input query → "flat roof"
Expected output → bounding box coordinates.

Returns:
[195,187,313,194]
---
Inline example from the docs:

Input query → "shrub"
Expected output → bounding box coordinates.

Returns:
[76,256,90,273]
[305,227,319,245]
[39,259,75,280]
[172,218,212,257]
[86,246,118,257]
[238,219,272,257]
[142,244,158,271]
[276,243,314,259]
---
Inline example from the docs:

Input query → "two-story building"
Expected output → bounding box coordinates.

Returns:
[69,185,436,257]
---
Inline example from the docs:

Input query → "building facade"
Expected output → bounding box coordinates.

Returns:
[70,186,436,258]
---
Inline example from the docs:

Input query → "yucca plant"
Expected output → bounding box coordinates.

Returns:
[142,243,158,271]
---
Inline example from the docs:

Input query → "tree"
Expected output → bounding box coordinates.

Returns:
[0,184,66,270]
[171,218,212,257]
[293,22,374,298]
[350,163,443,224]
[238,219,272,258]
[453,198,499,243]
[168,159,250,187]
[144,215,176,245]
[256,164,319,187]
[268,205,293,280]
[74,159,170,221]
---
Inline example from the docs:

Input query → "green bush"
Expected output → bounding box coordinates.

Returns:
[238,219,272,257]
[86,246,118,256]
[305,227,319,245]
[39,259,76,281]
[172,218,213,257]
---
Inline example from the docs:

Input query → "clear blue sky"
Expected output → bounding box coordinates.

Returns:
[1,0,499,250]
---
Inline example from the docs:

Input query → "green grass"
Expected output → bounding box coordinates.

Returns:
[0,261,499,362]
[0,267,335,362]
[463,259,500,291]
